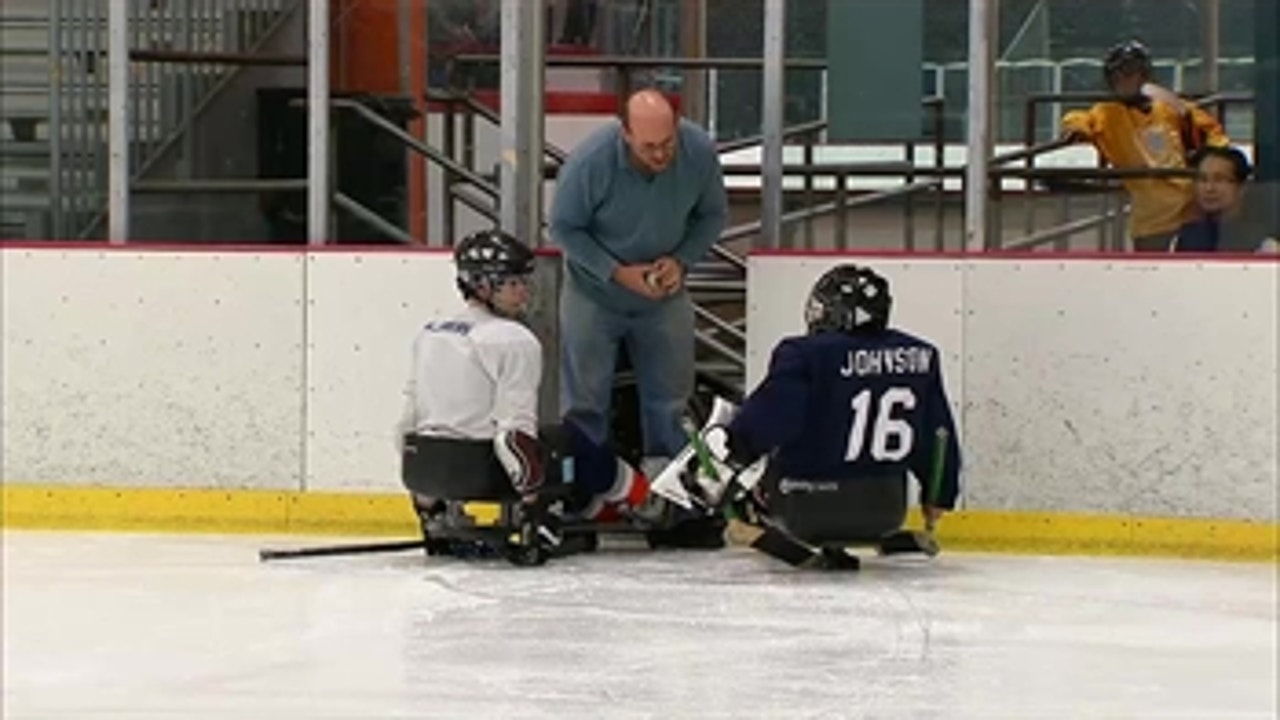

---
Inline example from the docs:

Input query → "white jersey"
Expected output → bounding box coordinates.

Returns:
[396,304,542,443]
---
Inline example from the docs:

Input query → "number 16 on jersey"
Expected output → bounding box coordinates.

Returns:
[845,387,917,463]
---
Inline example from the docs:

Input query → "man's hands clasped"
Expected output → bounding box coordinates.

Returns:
[612,256,685,300]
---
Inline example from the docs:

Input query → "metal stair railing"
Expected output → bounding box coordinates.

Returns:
[51,0,304,239]
[424,86,958,394]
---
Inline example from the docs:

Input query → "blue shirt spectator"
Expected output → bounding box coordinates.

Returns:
[1173,146,1279,253]
[550,103,728,313]
[549,89,728,474]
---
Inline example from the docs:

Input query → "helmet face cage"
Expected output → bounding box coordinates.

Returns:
[1104,40,1153,86]
[454,230,535,303]
[805,265,891,335]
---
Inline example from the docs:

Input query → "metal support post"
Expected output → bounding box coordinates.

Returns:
[1202,0,1220,93]
[107,0,130,243]
[761,0,786,250]
[680,0,708,124]
[308,0,332,245]
[500,0,547,244]
[964,0,997,251]
[1256,0,1280,234]
[48,0,64,238]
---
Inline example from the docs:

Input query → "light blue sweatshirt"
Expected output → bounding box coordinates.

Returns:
[549,118,728,312]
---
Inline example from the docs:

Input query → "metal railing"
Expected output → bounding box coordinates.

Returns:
[447,53,827,118]
[429,50,970,390]
[997,90,1259,252]
[46,0,302,239]
[441,51,1257,142]
[434,52,952,252]
[130,172,413,245]
[426,61,955,388]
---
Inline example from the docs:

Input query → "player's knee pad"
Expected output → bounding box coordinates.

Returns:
[494,429,546,496]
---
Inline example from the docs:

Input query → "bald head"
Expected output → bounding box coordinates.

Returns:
[621,89,678,174]
[623,89,676,129]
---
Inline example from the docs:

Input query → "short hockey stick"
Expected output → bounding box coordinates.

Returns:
[258,539,424,562]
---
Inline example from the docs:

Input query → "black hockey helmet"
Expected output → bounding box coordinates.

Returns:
[1103,40,1153,85]
[454,229,535,302]
[805,264,892,335]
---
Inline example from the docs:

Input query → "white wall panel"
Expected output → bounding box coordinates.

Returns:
[1,249,306,488]
[302,252,464,492]
[5,247,1273,526]
[961,260,1278,521]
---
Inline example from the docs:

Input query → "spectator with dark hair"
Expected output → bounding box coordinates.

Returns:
[1172,146,1279,254]
[1061,39,1230,252]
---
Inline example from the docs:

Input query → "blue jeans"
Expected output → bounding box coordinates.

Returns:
[559,277,695,460]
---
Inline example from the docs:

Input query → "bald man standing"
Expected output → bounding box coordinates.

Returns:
[550,89,728,483]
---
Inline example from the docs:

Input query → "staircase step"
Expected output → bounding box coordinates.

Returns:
[1,1,299,240]
[0,0,61,14]
[0,140,50,156]
[1,57,53,83]
[688,263,745,280]
[0,190,51,211]
[0,140,109,157]
[0,165,52,182]
[0,24,50,53]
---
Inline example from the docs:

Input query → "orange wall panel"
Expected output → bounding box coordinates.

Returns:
[330,0,429,243]
[330,0,401,94]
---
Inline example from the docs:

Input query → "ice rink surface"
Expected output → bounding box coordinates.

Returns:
[2,530,1276,719]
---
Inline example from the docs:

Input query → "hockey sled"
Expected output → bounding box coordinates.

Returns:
[392,368,745,567]
[401,435,723,566]
[723,517,939,571]
[654,424,941,571]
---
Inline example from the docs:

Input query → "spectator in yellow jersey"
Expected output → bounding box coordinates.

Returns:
[1061,40,1230,252]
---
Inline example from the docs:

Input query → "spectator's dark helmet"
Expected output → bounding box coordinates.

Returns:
[454,229,535,302]
[805,264,892,335]
[1103,40,1154,85]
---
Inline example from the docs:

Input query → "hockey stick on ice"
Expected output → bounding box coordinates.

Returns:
[646,422,815,566]
[258,539,425,562]
[678,430,825,568]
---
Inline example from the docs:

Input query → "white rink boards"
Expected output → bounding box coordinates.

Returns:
[2,247,1277,540]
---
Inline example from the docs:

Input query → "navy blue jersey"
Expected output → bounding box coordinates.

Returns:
[727,329,962,509]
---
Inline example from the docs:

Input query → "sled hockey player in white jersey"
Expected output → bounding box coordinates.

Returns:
[653,264,963,570]
[396,230,720,561]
